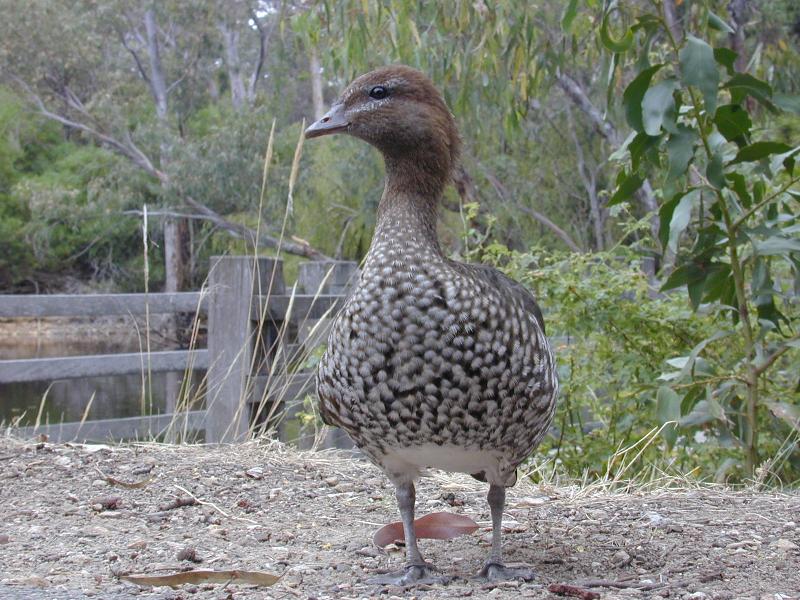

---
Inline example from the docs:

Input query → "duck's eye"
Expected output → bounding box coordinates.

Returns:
[368,86,388,100]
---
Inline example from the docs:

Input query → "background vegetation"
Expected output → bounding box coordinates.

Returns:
[0,0,798,484]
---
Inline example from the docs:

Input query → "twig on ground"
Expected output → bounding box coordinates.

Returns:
[548,583,601,599]
[578,569,724,593]
[158,495,199,512]
[174,484,259,525]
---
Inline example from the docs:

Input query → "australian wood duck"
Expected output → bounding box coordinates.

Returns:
[305,65,558,585]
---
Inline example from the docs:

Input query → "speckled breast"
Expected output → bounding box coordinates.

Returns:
[315,241,558,471]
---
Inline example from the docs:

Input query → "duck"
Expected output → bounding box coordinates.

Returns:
[305,65,558,585]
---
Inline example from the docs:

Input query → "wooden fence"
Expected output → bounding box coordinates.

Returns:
[0,257,358,444]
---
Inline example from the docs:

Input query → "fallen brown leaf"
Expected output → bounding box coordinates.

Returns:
[373,512,479,548]
[104,474,156,489]
[121,569,280,589]
[95,467,155,489]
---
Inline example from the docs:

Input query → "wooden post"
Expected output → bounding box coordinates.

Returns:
[298,260,359,295]
[296,260,358,354]
[206,256,284,443]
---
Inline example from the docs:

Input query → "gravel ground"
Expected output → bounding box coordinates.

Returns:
[0,436,798,600]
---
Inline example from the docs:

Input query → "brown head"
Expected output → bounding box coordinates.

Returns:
[305,65,460,196]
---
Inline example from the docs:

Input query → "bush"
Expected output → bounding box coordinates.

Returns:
[478,242,798,484]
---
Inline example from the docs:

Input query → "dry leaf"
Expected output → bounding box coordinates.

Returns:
[373,512,479,548]
[121,569,280,589]
[104,474,156,489]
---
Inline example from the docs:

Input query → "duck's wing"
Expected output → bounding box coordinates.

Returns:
[466,263,546,335]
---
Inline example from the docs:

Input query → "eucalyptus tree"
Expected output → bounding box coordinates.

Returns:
[0,0,328,292]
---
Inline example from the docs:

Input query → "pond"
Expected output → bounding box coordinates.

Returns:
[0,327,197,427]
[0,322,352,449]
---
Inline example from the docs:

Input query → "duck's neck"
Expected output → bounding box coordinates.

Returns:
[371,155,448,259]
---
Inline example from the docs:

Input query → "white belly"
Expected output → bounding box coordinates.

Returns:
[380,443,508,485]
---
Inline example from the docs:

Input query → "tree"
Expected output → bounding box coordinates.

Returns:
[0,0,328,293]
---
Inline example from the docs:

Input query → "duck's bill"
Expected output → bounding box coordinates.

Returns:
[305,104,350,139]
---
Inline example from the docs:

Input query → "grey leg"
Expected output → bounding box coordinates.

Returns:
[487,483,505,564]
[396,481,425,566]
[476,484,536,582]
[369,481,451,586]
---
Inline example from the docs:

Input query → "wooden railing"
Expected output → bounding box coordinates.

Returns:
[0,257,358,444]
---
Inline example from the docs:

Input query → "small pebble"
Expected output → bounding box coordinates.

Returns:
[90,496,122,511]
[245,467,264,479]
[613,549,632,566]
[773,538,798,551]
[177,547,202,562]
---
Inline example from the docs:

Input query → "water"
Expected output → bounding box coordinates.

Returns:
[0,324,352,450]
[0,324,203,426]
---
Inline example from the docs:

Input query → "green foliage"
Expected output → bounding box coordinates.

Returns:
[0,0,798,484]
[474,240,798,483]
[604,2,800,479]
[479,243,707,478]
[0,87,149,290]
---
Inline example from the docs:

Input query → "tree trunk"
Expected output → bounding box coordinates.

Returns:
[144,7,168,121]
[220,21,246,111]
[144,7,190,298]
[309,46,325,120]
[164,218,189,292]
[728,0,750,73]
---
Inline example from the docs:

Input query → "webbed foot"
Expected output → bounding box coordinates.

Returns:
[369,563,453,586]
[475,562,536,582]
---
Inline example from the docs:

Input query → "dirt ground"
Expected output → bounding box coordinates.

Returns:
[0,436,798,600]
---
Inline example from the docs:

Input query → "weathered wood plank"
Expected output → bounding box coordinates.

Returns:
[254,294,345,322]
[206,256,284,443]
[298,261,359,295]
[0,292,207,318]
[0,350,209,384]
[15,410,207,443]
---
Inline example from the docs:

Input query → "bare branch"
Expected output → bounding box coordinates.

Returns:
[662,0,683,45]
[119,29,151,86]
[451,164,478,205]
[555,70,658,237]
[477,164,583,253]
[247,4,282,104]
[565,103,605,250]
[14,77,163,180]
[182,196,331,260]
[754,336,800,377]
[123,209,211,220]
[556,71,619,144]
